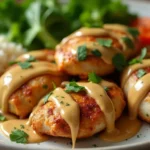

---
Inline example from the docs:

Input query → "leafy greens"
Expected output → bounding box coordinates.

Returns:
[0,0,137,50]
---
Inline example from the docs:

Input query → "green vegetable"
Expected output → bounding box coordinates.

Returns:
[8,61,18,66]
[18,62,32,69]
[77,45,87,61]
[43,92,53,104]
[65,81,85,93]
[52,82,56,89]
[10,129,28,144]
[88,72,102,83]
[136,69,146,78]
[20,125,25,129]
[66,103,70,106]
[26,55,36,62]
[42,84,48,89]
[112,53,127,71]
[0,114,6,121]
[0,0,137,50]
[127,27,139,38]
[122,37,134,49]
[91,49,102,57]
[97,39,112,47]
[104,86,109,92]
[129,47,147,65]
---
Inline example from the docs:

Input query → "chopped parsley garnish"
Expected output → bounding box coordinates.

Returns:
[20,125,25,129]
[77,45,87,61]
[8,61,18,66]
[136,69,146,78]
[129,47,147,65]
[92,144,98,147]
[91,49,102,57]
[122,37,134,49]
[97,39,112,47]
[127,27,139,38]
[65,81,85,93]
[26,55,36,62]
[66,103,70,106]
[18,62,32,69]
[42,84,48,89]
[104,86,109,92]
[88,72,102,83]
[112,53,127,71]
[10,129,28,144]
[43,92,53,104]
[52,82,56,89]
[0,114,6,121]
[60,101,64,104]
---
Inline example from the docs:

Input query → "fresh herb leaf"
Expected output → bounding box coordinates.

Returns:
[20,125,25,129]
[10,129,28,144]
[52,82,56,89]
[26,55,36,62]
[43,92,53,104]
[0,114,6,121]
[60,101,64,104]
[122,37,134,49]
[8,61,18,66]
[66,103,70,106]
[127,27,139,38]
[97,39,112,47]
[42,84,48,89]
[136,69,146,78]
[65,81,85,93]
[104,86,109,92]
[129,47,147,65]
[77,45,87,61]
[91,49,102,57]
[88,72,102,83]
[112,53,127,71]
[140,47,147,60]
[92,144,98,147]
[18,62,32,69]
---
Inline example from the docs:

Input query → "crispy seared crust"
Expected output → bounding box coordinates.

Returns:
[31,85,125,138]
[9,74,68,118]
[55,25,140,78]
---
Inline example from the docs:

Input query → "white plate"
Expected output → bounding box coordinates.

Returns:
[1,0,150,149]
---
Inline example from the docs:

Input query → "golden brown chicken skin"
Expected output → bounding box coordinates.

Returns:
[30,82,125,139]
[9,74,67,118]
[55,24,140,78]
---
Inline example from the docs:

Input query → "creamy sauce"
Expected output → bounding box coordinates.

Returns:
[71,41,120,64]
[57,24,136,64]
[0,79,143,147]
[78,82,115,132]
[17,50,54,62]
[128,74,150,119]
[0,120,48,143]
[100,114,142,142]
[121,59,150,119]
[0,62,63,113]
[121,59,150,88]
[50,88,80,148]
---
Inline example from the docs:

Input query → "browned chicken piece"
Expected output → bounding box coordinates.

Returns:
[8,74,67,118]
[30,81,125,139]
[121,59,150,123]
[0,50,68,118]
[55,24,140,78]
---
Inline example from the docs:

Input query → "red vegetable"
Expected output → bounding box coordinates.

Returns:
[131,17,150,48]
